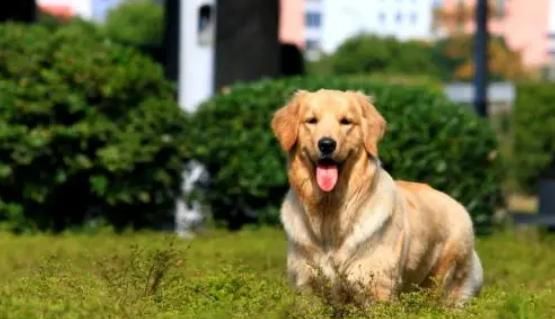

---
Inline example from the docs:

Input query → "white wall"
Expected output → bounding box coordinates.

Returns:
[319,0,434,53]
[38,0,93,19]
[179,0,216,112]
[549,0,555,34]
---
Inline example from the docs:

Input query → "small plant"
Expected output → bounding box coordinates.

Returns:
[1,228,555,318]
[97,239,182,308]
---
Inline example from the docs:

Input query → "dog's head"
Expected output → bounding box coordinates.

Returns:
[271,89,386,193]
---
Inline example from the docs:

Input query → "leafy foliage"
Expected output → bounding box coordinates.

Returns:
[432,0,507,35]
[309,35,442,78]
[103,0,164,47]
[309,34,529,82]
[0,228,554,318]
[189,76,502,229]
[513,82,555,192]
[433,35,529,81]
[0,23,189,231]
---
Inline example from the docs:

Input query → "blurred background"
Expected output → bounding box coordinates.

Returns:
[0,0,554,234]
[4,2,555,317]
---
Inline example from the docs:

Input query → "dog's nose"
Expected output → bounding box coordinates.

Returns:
[318,138,336,155]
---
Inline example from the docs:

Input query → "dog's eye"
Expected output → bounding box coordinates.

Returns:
[306,117,318,124]
[340,118,352,126]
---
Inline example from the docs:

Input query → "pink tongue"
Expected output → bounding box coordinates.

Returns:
[316,164,338,192]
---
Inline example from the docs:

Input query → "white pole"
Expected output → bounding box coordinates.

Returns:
[175,0,216,237]
[178,0,215,112]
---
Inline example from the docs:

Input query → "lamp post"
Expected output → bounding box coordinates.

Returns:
[474,0,489,117]
[0,1,36,22]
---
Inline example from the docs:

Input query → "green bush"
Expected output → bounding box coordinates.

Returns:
[189,77,502,229]
[308,35,441,78]
[432,35,529,81]
[0,23,189,232]
[513,82,555,192]
[308,34,528,82]
[103,0,164,47]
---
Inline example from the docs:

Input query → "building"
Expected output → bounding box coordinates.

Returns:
[439,0,552,68]
[38,0,92,19]
[280,0,305,48]
[546,0,555,78]
[304,0,436,58]
[304,0,322,59]
[300,0,555,69]
[38,0,122,22]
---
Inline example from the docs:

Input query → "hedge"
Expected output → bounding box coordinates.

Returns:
[513,82,555,192]
[103,0,164,47]
[329,35,441,78]
[189,77,502,230]
[0,23,189,232]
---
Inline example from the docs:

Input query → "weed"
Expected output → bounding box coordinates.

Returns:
[0,228,553,318]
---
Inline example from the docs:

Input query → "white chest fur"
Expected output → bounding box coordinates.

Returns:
[281,171,398,283]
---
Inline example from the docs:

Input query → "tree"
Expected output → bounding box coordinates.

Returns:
[434,35,529,81]
[307,31,528,82]
[103,0,164,47]
[433,0,505,35]
[309,34,441,78]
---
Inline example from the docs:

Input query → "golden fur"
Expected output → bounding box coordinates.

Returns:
[271,89,483,305]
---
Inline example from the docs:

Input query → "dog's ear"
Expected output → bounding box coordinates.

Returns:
[271,90,306,151]
[352,91,386,158]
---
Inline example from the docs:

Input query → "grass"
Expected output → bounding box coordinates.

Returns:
[0,227,554,318]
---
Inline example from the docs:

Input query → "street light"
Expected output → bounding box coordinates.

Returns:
[474,0,488,117]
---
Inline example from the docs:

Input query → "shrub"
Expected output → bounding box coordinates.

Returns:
[308,34,529,82]
[309,35,441,78]
[432,35,529,81]
[0,23,189,232]
[189,77,502,230]
[103,0,164,47]
[513,82,555,192]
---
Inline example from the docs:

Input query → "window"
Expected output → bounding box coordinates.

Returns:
[305,12,321,27]
[198,5,212,32]
[378,12,386,24]
[495,0,506,18]
[306,39,321,51]
[410,12,417,24]
[197,5,214,46]
[395,12,402,23]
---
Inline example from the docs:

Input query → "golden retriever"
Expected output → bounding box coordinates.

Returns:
[271,89,483,305]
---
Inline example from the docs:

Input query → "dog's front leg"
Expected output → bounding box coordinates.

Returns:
[286,247,317,290]
[346,264,402,303]
[369,276,399,302]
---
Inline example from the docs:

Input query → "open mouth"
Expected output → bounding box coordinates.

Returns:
[315,157,339,192]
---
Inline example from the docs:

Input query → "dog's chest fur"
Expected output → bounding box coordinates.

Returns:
[281,171,399,281]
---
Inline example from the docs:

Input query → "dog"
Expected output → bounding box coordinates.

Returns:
[271,89,483,305]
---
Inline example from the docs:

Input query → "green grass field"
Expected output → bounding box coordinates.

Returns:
[1,227,554,318]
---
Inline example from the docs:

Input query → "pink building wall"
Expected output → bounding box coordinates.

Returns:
[38,4,74,18]
[441,0,550,67]
[279,0,305,48]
